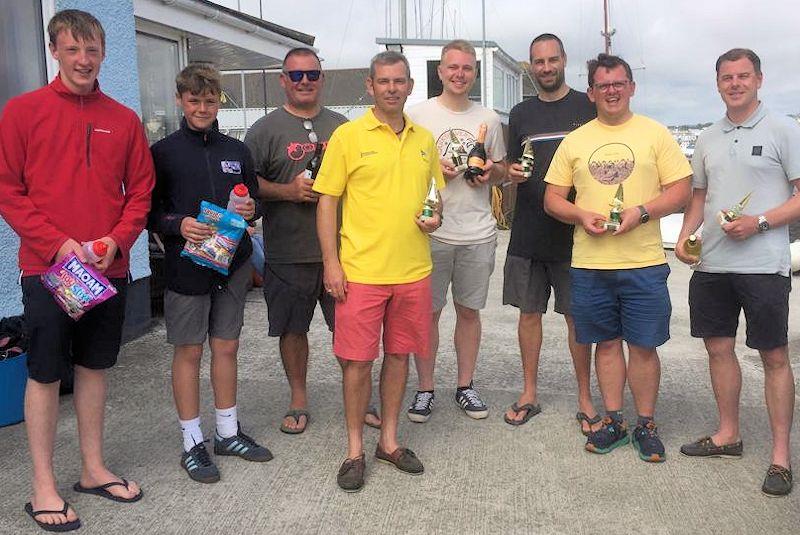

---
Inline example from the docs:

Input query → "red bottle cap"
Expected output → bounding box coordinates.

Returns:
[92,241,108,257]
[233,184,248,197]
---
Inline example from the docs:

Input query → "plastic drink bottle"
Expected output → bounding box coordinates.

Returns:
[227,183,250,212]
[82,240,108,263]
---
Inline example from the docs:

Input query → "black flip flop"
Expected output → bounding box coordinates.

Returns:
[576,412,603,436]
[503,402,541,426]
[280,409,310,434]
[24,501,81,532]
[364,405,382,429]
[73,478,143,503]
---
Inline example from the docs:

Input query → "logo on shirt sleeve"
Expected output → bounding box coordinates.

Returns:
[221,161,242,174]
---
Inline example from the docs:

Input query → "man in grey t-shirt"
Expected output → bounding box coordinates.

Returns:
[676,48,800,497]
[244,48,348,434]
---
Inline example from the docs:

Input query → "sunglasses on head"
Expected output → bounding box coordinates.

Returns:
[303,119,318,143]
[284,70,322,83]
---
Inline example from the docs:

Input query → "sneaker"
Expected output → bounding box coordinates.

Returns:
[337,454,366,492]
[181,442,220,483]
[454,383,488,419]
[632,420,666,462]
[407,391,435,423]
[762,464,793,497]
[585,417,630,454]
[214,423,273,462]
[680,436,743,458]
[375,444,424,475]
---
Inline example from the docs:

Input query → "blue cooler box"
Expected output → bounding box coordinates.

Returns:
[0,352,27,427]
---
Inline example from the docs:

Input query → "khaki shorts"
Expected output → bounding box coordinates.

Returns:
[430,237,496,312]
[164,263,252,346]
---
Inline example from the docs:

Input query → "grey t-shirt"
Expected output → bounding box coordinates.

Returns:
[245,107,347,263]
[692,104,800,275]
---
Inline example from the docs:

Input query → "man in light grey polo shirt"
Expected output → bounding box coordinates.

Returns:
[676,48,800,497]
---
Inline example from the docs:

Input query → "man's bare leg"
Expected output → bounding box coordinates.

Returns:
[279,333,309,431]
[74,366,140,499]
[565,314,599,433]
[412,310,441,392]
[379,353,410,453]
[210,337,238,410]
[505,312,542,423]
[627,344,660,419]
[339,358,373,459]
[760,345,794,468]
[26,379,79,527]
[704,337,742,446]
[595,338,626,413]
[453,303,481,388]
[172,344,203,419]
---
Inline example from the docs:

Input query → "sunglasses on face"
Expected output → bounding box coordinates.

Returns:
[303,119,318,143]
[284,70,322,83]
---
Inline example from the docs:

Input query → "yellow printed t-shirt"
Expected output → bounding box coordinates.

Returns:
[544,115,691,269]
[313,108,445,284]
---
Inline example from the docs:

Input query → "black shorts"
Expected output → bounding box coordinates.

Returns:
[689,271,790,350]
[22,275,128,384]
[263,262,334,337]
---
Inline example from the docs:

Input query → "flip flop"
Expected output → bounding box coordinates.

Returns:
[24,501,81,532]
[280,409,310,434]
[73,478,143,503]
[364,405,382,429]
[576,412,603,436]
[503,402,541,426]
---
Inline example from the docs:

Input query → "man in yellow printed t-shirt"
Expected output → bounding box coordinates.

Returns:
[544,53,691,464]
[314,51,445,493]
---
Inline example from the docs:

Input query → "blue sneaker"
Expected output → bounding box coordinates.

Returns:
[632,420,666,462]
[214,423,273,462]
[181,442,220,484]
[585,417,630,454]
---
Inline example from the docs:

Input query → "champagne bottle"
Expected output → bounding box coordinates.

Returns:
[303,142,323,180]
[448,130,466,171]
[463,123,488,184]
[685,234,702,256]
[520,139,534,178]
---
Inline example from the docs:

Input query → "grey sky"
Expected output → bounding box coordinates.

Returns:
[230,0,798,125]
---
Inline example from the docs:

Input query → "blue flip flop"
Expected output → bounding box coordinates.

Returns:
[24,501,81,532]
[73,478,142,503]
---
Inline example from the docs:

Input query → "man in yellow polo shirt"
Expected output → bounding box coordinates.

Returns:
[544,53,691,464]
[314,51,445,492]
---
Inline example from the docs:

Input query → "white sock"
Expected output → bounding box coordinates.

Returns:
[179,417,203,453]
[215,405,238,439]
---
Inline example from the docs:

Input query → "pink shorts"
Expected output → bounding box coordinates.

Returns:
[334,276,432,362]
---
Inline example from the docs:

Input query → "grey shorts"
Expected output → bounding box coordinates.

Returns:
[164,263,253,346]
[503,255,571,315]
[431,237,496,312]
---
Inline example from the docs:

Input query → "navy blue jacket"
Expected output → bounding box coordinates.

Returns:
[149,119,258,295]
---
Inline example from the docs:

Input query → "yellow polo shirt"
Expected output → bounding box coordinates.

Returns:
[313,108,445,284]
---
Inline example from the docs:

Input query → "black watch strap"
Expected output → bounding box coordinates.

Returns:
[638,205,650,224]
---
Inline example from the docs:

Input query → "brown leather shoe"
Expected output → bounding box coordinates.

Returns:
[375,445,424,475]
[337,454,366,492]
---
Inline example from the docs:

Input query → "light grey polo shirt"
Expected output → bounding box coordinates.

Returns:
[692,103,800,275]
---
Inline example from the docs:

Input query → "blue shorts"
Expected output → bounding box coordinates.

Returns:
[570,264,671,348]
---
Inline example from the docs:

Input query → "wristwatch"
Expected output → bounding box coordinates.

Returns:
[757,214,770,233]
[637,205,650,224]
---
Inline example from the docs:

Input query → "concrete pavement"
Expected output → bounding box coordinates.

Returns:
[1,230,799,534]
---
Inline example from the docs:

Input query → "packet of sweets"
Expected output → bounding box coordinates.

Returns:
[181,201,247,275]
[41,253,118,320]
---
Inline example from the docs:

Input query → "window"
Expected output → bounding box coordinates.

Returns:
[0,0,46,111]
[136,32,182,144]
[493,65,504,109]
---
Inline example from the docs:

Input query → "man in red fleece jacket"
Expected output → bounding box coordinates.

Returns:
[0,10,153,532]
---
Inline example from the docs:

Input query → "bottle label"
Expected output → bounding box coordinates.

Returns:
[467,156,485,168]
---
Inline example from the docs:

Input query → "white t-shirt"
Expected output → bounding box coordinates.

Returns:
[407,97,506,245]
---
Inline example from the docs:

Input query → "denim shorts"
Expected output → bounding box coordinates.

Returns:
[570,264,671,348]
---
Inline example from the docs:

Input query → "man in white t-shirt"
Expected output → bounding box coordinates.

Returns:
[406,40,506,422]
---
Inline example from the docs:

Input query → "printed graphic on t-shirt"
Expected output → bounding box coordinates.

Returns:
[220,160,242,174]
[588,143,635,185]
[286,140,329,161]
[435,128,475,159]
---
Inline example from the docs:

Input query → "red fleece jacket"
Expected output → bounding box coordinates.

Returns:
[0,75,154,278]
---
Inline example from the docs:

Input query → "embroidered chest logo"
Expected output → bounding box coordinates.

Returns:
[221,161,242,174]
[752,146,763,156]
